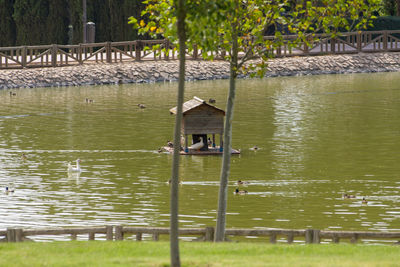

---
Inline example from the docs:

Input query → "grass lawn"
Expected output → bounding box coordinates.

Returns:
[1,241,400,267]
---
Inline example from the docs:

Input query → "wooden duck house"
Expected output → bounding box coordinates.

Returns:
[167,96,240,155]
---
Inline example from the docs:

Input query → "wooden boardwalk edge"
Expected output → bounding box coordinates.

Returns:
[1,226,400,244]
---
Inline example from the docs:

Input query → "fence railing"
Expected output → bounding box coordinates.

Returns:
[1,30,400,69]
[2,226,400,245]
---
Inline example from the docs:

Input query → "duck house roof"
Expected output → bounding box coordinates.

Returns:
[169,96,225,115]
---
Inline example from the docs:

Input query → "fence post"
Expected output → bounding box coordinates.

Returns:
[51,44,57,67]
[193,44,198,59]
[136,233,142,241]
[135,41,141,61]
[383,30,388,51]
[6,228,16,242]
[330,38,336,53]
[21,46,27,68]
[312,230,320,244]
[115,226,124,240]
[287,232,294,244]
[88,232,95,241]
[204,227,214,242]
[106,225,113,241]
[106,42,112,63]
[164,39,170,60]
[152,232,159,241]
[269,233,277,244]
[305,229,313,244]
[350,233,358,244]
[357,32,362,52]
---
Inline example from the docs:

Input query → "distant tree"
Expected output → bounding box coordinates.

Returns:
[46,0,69,44]
[0,0,16,46]
[13,0,49,45]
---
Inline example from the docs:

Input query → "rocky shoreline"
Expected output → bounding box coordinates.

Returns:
[1,52,400,89]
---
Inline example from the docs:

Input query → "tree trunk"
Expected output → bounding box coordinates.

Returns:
[170,0,186,266]
[397,0,400,16]
[214,20,238,242]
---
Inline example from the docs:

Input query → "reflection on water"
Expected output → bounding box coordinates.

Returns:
[1,72,400,240]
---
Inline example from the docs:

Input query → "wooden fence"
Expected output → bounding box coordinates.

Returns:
[1,30,400,70]
[2,226,400,245]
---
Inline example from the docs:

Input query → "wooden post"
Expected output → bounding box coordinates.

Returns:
[269,233,277,244]
[6,228,15,242]
[219,134,223,152]
[305,229,313,244]
[287,232,294,244]
[106,42,112,63]
[136,233,142,241]
[115,226,124,241]
[330,38,336,53]
[357,32,362,52]
[71,233,77,241]
[21,46,27,68]
[15,229,23,242]
[89,232,95,240]
[312,230,320,244]
[78,44,83,64]
[51,44,58,67]
[332,234,340,243]
[193,44,198,59]
[204,227,214,242]
[383,30,388,51]
[135,41,141,61]
[212,134,216,148]
[106,226,113,241]
[350,233,358,244]
[164,39,170,60]
[185,134,189,153]
[152,233,159,241]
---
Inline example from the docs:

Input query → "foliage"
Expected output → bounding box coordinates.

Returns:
[0,0,16,47]
[368,16,400,30]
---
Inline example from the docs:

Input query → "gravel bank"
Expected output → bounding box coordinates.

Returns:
[1,52,400,89]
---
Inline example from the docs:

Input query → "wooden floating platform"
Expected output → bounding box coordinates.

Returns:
[163,146,240,155]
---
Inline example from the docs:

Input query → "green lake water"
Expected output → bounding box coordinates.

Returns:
[1,72,400,240]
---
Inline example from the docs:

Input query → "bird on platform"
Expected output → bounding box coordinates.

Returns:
[209,98,216,104]
[362,197,368,204]
[234,188,248,195]
[68,159,82,173]
[189,137,204,151]
[138,104,146,109]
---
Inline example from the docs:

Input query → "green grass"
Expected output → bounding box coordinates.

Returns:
[1,241,400,267]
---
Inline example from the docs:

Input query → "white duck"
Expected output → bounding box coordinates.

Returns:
[189,137,204,151]
[68,159,82,173]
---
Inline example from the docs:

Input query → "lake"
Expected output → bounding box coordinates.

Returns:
[1,72,400,241]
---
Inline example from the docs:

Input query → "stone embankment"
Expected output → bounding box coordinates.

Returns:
[1,52,400,89]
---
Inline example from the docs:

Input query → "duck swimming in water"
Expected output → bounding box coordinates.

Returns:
[237,180,249,185]
[5,187,14,193]
[234,188,248,195]
[342,193,356,199]
[362,197,368,204]
[68,159,82,173]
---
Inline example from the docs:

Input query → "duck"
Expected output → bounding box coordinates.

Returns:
[167,140,174,148]
[68,159,82,173]
[9,91,16,96]
[209,98,216,104]
[138,104,146,109]
[207,137,212,146]
[234,188,248,195]
[250,145,259,151]
[237,180,249,185]
[189,137,204,151]
[343,193,356,199]
[21,153,27,160]
[167,179,182,185]
[5,187,14,193]
[362,197,368,204]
